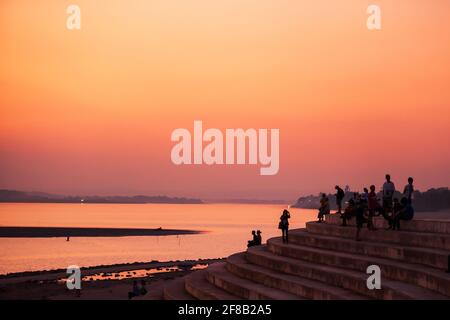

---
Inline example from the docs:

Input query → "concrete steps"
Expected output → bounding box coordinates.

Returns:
[163,216,450,300]
[306,221,450,251]
[163,277,195,300]
[326,213,450,234]
[184,267,240,300]
[267,237,450,297]
[205,262,301,300]
[288,229,449,270]
[226,252,368,300]
[246,245,447,300]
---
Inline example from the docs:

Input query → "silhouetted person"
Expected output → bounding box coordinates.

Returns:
[391,198,402,230]
[317,193,330,223]
[353,192,360,204]
[367,185,381,230]
[66,236,70,241]
[382,174,395,212]
[355,201,367,241]
[140,280,147,295]
[341,199,355,226]
[279,209,290,243]
[403,177,414,205]
[247,230,257,248]
[128,281,141,299]
[361,188,369,204]
[335,185,345,214]
[360,187,374,230]
[392,197,414,230]
[256,230,262,245]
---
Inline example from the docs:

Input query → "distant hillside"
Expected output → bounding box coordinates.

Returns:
[0,190,203,204]
[292,187,450,212]
[206,198,290,204]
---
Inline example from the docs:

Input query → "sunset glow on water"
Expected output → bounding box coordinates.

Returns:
[0,203,317,274]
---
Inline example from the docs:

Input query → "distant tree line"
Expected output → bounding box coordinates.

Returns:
[0,190,203,204]
[292,187,450,212]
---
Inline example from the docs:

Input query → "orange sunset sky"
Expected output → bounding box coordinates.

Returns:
[1,0,449,200]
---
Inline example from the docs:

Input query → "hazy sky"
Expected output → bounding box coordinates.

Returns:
[1,0,449,200]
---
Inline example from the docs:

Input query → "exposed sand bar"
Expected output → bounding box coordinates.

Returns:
[0,226,203,238]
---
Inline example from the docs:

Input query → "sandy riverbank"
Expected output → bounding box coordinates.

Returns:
[0,226,203,238]
[0,258,224,300]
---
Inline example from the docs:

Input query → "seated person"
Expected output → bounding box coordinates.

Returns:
[392,197,414,231]
[140,280,148,295]
[317,193,330,223]
[247,230,257,248]
[128,281,141,299]
[355,202,368,241]
[341,199,356,226]
[255,230,262,245]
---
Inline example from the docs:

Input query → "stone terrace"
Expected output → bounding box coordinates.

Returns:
[163,215,450,300]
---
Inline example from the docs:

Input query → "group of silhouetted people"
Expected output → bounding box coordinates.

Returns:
[332,174,415,241]
[247,209,290,248]
[128,280,148,299]
[247,230,262,248]
[245,174,415,247]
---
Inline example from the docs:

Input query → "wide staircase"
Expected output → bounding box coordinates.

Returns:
[163,215,450,300]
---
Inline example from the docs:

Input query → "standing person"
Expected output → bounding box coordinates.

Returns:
[335,185,345,214]
[403,177,414,205]
[355,201,366,241]
[279,209,290,243]
[391,198,402,230]
[382,174,396,212]
[360,187,373,230]
[368,185,380,230]
[317,193,330,223]
[361,188,369,204]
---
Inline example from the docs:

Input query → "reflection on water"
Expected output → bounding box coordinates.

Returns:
[0,203,317,274]
[57,263,208,283]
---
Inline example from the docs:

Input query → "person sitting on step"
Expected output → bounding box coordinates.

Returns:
[392,197,414,231]
[128,281,141,299]
[247,230,257,248]
[255,230,262,245]
[355,200,367,241]
[317,193,330,223]
[341,199,356,227]
[140,280,148,296]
